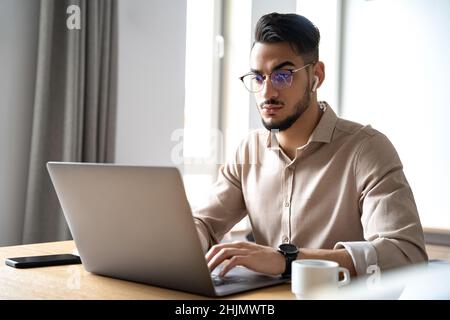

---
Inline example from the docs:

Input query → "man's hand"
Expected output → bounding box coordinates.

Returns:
[206,241,285,277]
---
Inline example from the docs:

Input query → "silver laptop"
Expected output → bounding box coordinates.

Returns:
[47,162,287,297]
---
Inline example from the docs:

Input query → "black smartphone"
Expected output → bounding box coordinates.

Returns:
[5,254,81,268]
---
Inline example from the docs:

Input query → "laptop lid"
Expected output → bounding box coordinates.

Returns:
[47,162,287,297]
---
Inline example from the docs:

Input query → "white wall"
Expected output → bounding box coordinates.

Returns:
[340,0,450,228]
[0,0,39,245]
[115,0,187,167]
[296,0,341,111]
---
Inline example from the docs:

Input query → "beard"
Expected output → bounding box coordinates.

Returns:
[260,87,311,132]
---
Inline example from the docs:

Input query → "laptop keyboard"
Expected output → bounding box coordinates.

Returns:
[211,274,249,286]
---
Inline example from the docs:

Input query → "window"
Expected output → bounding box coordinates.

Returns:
[338,0,450,229]
[183,0,223,208]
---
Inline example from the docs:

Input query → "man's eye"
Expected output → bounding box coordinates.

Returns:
[273,71,291,83]
[252,74,264,83]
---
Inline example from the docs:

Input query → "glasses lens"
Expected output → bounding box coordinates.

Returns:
[271,70,292,89]
[242,73,264,92]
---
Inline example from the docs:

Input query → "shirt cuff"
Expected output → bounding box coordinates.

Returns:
[334,241,378,277]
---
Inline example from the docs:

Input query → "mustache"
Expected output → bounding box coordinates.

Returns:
[259,99,284,108]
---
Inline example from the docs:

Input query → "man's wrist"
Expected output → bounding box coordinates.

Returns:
[276,250,286,274]
[277,243,299,278]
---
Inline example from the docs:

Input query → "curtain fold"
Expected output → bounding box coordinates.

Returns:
[22,0,117,244]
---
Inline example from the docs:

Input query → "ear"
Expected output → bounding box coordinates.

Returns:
[312,61,325,93]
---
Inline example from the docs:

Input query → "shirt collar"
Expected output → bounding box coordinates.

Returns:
[265,101,338,149]
[308,101,338,144]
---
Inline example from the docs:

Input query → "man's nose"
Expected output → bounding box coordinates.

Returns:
[259,78,279,101]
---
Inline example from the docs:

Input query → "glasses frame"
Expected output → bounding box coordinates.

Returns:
[239,63,313,93]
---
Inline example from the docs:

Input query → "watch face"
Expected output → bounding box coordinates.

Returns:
[279,243,298,254]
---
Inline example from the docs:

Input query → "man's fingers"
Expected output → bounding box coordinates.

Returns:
[207,248,249,272]
[219,256,245,277]
[205,242,248,262]
[205,242,282,276]
[205,245,222,262]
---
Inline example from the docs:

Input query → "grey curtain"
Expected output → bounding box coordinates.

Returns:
[22,0,117,244]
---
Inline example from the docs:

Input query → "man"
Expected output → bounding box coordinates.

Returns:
[194,12,428,279]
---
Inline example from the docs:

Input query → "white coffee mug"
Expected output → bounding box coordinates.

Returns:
[291,259,350,299]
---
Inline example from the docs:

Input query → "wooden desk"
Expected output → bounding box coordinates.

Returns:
[0,241,293,300]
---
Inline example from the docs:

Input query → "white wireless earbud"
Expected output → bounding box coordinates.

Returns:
[311,76,319,93]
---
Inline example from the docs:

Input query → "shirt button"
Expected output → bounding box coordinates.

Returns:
[282,236,289,243]
[284,201,290,207]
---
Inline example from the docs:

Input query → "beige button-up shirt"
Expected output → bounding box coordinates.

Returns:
[194,102,428,276]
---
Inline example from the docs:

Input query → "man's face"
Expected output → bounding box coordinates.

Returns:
[250,42,312,132]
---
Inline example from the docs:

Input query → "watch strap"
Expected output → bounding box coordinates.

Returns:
[278,245,299,278]
[281,253,297,278]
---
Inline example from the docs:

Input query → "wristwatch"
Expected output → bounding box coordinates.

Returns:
[277,243,299,278]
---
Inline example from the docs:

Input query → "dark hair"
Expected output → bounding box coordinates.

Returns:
[254,12,320,63]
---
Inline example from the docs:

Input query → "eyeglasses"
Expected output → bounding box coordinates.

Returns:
[239,64,312,93]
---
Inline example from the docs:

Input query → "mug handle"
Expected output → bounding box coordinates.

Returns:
[338,267,350,287]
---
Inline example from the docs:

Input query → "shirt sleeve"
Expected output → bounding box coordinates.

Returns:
[333,241,378,276]
[193,142,249,250]
[337,130,428,276]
